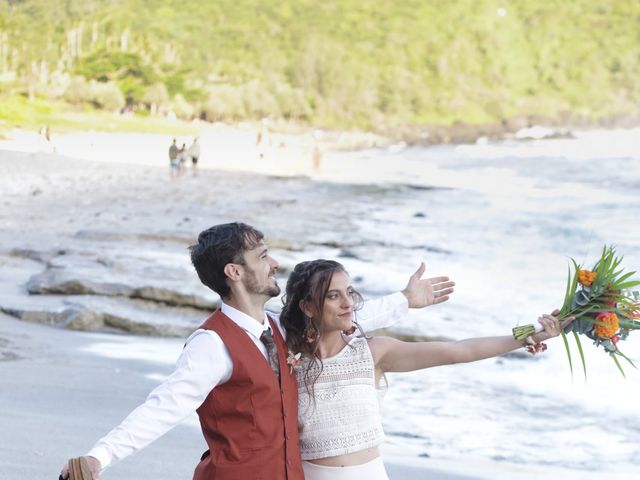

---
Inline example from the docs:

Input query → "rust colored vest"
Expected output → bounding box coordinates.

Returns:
[193,310,304,480]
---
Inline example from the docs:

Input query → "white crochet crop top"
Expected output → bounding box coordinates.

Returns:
[295,336,385,460]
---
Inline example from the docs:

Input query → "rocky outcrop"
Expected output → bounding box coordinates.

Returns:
[0,306,193,337]
[27,269,216,310]
[74,230,193,244]
[9,248,68,264]
[1,306,104,330]
[27,270,131,296]
[129,286,214,310]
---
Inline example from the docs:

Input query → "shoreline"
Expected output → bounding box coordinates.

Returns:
[3,124,640,190]
[378,112,640,147]
[3,110,640,154]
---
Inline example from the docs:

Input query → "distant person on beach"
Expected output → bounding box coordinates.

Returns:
[60,222,454,480]
[279,259,573,480]
[178,143,188,172]
[40,125,55,153]
[256,123,271,160]
[168,138,179,178]
[256,128,264,159]
[188,137,200,175]
[311,144,322,172]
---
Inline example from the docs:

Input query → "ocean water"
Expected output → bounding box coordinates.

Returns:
[301,129,640,476]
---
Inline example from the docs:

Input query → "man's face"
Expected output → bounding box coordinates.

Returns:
[240,241,281,298]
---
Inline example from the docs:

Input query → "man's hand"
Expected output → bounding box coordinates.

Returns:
[60,456,101,480]
[401,262,455,308]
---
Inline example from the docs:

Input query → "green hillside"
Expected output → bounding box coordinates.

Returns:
[1,0,639,130]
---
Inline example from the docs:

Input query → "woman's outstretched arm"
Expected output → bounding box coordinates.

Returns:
[370,312,572,373]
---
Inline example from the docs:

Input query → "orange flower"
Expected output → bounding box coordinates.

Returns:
[594,312,619,339]
[578,269,597,286]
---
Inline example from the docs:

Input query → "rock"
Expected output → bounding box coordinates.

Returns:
[422,245,452,255]
[0,306,102,330]
[0,351,21,362]
[103,313,192,337]
[1,306,192,337]
[267,239,304,252]
[502,115,530,132]
[9,248,67,264]
[60,308,106,330]
[27,270,132,296]
[401,184,443,192]
[74,230,192,244]
[26,269,216,311]
[338,249,361,260]
[312,240,356,249]
[0,307,62,326]
[131,287,215,310]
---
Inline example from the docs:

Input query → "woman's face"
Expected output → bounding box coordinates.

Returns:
[318,270,355,332]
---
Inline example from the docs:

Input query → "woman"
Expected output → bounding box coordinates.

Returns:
[280,259,571,480]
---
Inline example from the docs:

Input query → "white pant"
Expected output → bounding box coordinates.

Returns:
[302,457,389,480]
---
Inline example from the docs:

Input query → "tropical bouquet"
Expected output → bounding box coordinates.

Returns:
[513,246,640,378]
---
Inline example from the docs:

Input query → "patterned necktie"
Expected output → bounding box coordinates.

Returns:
[260,327,280,379]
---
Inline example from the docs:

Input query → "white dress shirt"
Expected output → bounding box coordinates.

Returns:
[87,292,408,469]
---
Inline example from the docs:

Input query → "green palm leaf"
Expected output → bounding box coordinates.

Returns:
[572,331,587,381]
[561,332,573,379]
[611,354,626,378]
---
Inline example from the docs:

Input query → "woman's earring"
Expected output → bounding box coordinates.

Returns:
[342,325,357,336]
[303,323,318,343]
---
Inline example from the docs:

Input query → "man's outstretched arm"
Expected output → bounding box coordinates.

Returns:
[358,262,455,331]
[401,262,455,308]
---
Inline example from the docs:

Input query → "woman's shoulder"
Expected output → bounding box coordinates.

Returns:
[366,335,398,363]
[366,335,396,348]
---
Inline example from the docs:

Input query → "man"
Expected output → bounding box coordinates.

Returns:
[61,222,454,479]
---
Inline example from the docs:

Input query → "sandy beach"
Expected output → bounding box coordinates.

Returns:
[1,128,637,479]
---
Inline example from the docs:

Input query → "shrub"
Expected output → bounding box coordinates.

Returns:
[171,93,195,119]
[92,81,126,112]
[203,85,246,121]
[142,82,170,114]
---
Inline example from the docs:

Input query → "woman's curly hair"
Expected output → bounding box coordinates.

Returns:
[280,259,364,396]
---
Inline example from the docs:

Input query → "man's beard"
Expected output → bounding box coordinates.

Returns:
[244,268,281,298]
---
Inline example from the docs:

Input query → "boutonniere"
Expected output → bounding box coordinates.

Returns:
[286,351,302,374]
